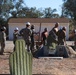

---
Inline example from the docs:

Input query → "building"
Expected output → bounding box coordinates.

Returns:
[8,18,69,40]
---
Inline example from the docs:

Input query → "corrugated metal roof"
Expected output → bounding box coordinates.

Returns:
[8,18,69,23]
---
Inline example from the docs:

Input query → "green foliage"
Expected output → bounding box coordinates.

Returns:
[0,18,7,26]
[69,20,74,32]
[63,0,76,20]
[43,7,59,18]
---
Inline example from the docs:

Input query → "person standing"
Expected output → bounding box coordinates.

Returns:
[41,28,48,45]
[57,27,66,45]
[13,27,19,51]
[51,22,59,37]
[47,22,59,51]
[20,22,32,52]
[0,26,6,55]
[30,25,36,52]
[47,22,59,45]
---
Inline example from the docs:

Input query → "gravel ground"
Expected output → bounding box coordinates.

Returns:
[0,41,76,75]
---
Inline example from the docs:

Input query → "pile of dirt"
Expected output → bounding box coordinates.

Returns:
[66,45,76,58]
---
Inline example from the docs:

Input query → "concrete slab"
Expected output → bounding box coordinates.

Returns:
[38,57,63,60]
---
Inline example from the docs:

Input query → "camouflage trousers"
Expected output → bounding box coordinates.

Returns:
[0,42,5,54]
[24,39,31,52]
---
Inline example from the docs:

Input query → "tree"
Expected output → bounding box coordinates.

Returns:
[63,0,76,20]
[0,0,14,21]
[43,7,59,18]
[25,7,43,18]
[11,1,24,18]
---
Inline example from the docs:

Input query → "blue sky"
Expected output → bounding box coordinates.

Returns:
[24,0,63,15]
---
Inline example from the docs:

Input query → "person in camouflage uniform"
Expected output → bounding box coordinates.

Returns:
[30,25,36,53]
[20,22,32,52]
[57,27,66,45]
[30,25,39,53]
[13,27,19,51]
[0,26,6,55]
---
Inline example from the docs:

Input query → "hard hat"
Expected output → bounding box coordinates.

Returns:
[26,22,31,26]
[74,29,76,33]
[14,27,19,31]
[1,26,6,30]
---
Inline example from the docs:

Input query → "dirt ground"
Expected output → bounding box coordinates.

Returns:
[0,41,76,75]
